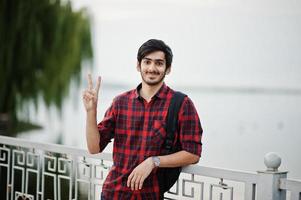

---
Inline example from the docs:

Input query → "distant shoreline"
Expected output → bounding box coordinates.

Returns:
[101,82,301,95]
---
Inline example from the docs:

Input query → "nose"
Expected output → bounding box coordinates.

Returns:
[148,62,156,71]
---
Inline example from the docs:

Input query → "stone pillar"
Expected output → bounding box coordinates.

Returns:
[257,152,288,200]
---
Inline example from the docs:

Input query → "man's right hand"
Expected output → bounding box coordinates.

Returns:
[82,74,101,112]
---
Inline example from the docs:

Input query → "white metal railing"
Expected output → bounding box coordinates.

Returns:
[0,135,300,200]
[280,179,301,200]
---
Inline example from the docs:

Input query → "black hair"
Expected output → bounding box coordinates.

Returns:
[137,39,173,68]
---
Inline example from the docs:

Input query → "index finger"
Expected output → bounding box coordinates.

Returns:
[87,74,93,90]
[95,76,101,94]
[127,172,134,187]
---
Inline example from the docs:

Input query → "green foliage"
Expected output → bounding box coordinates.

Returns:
[0,0,93,129]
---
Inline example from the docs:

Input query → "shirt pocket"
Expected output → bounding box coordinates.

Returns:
[147,120,167,149]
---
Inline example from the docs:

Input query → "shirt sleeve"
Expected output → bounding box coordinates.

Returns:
[178,96,203,157]
[97,99,117,152]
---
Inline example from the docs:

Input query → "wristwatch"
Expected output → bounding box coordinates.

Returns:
[152,156,160,167]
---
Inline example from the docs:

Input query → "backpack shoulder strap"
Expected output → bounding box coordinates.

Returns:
[164,91,186,151]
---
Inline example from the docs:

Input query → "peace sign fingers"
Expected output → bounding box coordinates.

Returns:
[83,74,101,112]
[87,74,101,94]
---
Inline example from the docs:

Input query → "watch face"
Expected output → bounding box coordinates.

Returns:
[153,156,160,167]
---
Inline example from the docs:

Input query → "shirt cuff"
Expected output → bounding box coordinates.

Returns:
[181,142,202,157]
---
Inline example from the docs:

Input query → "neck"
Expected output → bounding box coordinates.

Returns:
[139,81,164,102]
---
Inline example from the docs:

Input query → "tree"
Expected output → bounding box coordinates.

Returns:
[0,0,93,134]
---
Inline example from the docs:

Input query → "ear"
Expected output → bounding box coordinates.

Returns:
[136,61,141,72]
[165,66,171,75]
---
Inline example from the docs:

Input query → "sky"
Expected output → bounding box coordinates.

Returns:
[72,0,301,89]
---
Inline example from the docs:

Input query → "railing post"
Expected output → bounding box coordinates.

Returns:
[257,152,288,200]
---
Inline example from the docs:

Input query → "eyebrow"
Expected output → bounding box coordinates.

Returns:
[143,57,165,62]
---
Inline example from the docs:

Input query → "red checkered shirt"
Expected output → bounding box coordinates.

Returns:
[98,83,203,200]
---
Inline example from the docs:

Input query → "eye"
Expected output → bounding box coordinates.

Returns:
[143,60,151,65]
[156,62,163,66]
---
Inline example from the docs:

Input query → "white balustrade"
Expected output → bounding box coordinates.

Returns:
[0,135,300,200]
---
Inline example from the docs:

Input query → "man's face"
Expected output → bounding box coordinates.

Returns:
[137,51,170,86]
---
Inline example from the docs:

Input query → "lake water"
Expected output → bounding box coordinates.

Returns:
[19,84,301,181]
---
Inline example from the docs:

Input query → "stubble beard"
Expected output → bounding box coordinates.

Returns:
[140,72,166,86]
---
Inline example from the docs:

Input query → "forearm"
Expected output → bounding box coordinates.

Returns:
[86,110,100,154]
[158,150,200,168]
[127,150,199,190]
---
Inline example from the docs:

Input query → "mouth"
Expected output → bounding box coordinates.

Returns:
[146,72,159,76]
[146,74,159,80]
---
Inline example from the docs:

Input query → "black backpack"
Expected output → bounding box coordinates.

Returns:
[157,91,186,199]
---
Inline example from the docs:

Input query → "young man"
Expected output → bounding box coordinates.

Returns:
[83,39,203,200]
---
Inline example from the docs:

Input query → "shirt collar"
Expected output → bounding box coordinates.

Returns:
[133,82,168,100]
